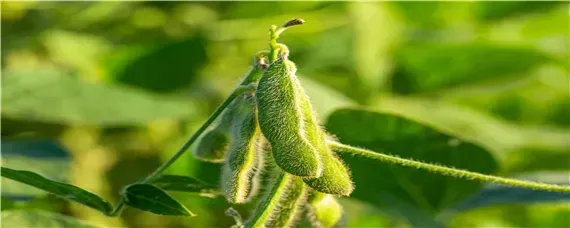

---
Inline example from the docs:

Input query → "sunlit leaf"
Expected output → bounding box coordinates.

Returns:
[0,167,113,215]
[2,70,197,126]
[124,184,195,216]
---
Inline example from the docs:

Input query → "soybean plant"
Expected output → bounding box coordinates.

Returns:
[3,18,570,228]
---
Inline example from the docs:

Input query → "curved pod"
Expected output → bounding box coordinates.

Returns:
[255,58,323,177]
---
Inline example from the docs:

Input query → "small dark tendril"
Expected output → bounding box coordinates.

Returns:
[283,18,305,28]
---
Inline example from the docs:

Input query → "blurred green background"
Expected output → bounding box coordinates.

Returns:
[1,1,569,228]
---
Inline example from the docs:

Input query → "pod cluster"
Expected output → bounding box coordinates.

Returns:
[194,52,352,228]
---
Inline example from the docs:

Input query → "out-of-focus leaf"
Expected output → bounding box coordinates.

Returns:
[298,76,355,119]
[391,43,549,94]
[1,139,68,158]
[449,203,570,228]
[2,70,197,126]
[502,147,570,174]
[349,2,402,93]
[151,175,218,196]
[373,97,570,163]
[1,197,17,211]
[390,2,443,29]
[0,167,113,215]
[7,195,68,213]
[114,37,207,93]
[42,30,111,82]
[326,108,498,215]
[447,172,570,213]
[124,184,195,216]
[475,2,562,21]
[218,2,327,19]
[1,139,71,198]
[1,209,96,228]
[443,66,570,128]
[376,194,445,228]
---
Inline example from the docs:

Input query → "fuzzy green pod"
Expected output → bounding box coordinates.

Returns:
[193,100,239,163]
[307,192,343,228]
[221,95,265,204]
[255,57,323,177]
[293,75,353,195]
[193,130,229,163]
[302,150,353,196]
[246,173,308,228]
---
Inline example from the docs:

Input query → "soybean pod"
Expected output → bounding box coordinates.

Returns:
[193,100,239,163]
[307,191,343,228]
[221,95,265,204]
[246,172,308,228]
[255,57,323,178]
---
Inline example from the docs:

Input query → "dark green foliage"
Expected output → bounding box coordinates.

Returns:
[326,109,498,213]
[391,43,549,94]
[475,2,562,21]
[115,37,208,93]
[124,184,194,216]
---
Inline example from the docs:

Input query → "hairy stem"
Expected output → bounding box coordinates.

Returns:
[110,73,258,216]
[328,141,570,193]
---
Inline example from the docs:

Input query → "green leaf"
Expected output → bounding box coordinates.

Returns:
[349,2,402,93]
[376,194,444,228]
[123,184,195,216]
[475,2,563,21]
[0,167,113,215]
[447,172,570,213]
[113,37,207,93]
[2,139,71,198]
[1,197,17,211]
[298,75,356,119]
[325,108,498,214]
[391,43,549,94]
[1,209,96,228]
[2,70,196,126]
[503,147,570,174]
[373,97,570,170]
[151,175,219,196]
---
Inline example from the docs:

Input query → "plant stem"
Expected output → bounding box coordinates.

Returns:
[328,141,570,193]
[110,72,259,217]
[268,25,279,62]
